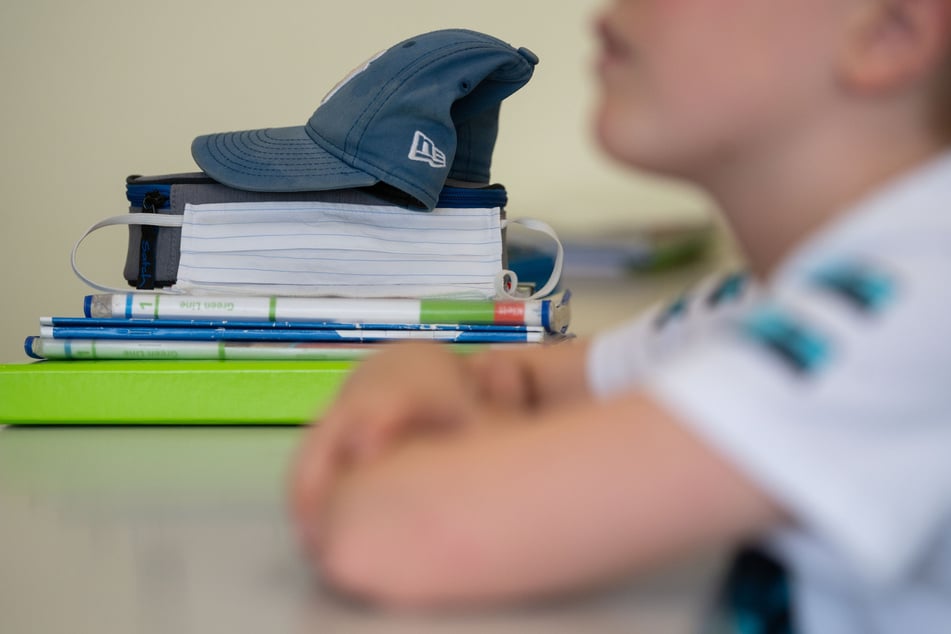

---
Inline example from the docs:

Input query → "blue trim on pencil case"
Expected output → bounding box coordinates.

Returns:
[126,184,507,210]
[436,186,508,209]
[126,184,173,208]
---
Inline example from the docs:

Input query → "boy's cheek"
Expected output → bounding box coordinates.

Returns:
[592,93,667,163]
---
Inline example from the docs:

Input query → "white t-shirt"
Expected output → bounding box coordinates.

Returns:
[587,151,951,633]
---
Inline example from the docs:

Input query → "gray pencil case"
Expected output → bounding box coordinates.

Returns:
[123,172,509,290]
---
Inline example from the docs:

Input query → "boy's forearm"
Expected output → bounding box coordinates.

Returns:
[523,338,592,404]
[313,391,783,609]
[466,339,592,410]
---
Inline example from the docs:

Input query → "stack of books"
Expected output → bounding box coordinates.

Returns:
[4,280,569,427]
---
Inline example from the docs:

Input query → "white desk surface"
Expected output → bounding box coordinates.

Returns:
[0,262,735,634]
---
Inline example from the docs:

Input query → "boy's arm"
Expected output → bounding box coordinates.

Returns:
[290,341,591,542]
[305,390,786,609]
[464,338,592,409]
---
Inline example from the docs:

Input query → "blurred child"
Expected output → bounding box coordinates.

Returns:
[290,1,951,631]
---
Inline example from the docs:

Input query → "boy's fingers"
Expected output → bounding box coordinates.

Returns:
[289,425,328,536]
[468,353,530,409]
[290,346,479,553]
[346,395,421,462]
[290,411,351,549]
[290,392,410,550]
[292,391,449,534]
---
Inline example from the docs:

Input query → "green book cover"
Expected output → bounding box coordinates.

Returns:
[0,360,355,425]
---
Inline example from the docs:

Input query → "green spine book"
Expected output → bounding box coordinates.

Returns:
[0,360,354,425]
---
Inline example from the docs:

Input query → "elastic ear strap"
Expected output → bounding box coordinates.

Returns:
[71,214,184,293]
[495,218,564,300]
[73,214,563,298]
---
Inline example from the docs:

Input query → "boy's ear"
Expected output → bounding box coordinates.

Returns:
[840,0,951,94]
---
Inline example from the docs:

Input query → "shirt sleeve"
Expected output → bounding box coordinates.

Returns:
[587,271,756,398]
[637,254,951,588]
[586,307,663,397]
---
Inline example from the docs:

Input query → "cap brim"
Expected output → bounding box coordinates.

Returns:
[191,126,379,192]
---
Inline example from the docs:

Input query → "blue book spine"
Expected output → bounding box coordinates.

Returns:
[44,316,539,334]
[39,325,545,344]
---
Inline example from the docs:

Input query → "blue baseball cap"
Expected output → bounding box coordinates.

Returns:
[191,29,538,210]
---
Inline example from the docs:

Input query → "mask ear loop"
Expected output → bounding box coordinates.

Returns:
[71,214,185,294]
[494,218,564,300]
[75,214,564,299]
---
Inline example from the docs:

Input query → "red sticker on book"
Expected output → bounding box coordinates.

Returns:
[494,302,525,324]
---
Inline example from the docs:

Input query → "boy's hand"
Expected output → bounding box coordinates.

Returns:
[289,340,588,552]
[290,342,485,549]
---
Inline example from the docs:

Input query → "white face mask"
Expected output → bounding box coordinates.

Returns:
[72,201,562,300]
[174,200,504,298]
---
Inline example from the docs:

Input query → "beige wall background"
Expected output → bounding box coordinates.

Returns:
[0,0,712,363]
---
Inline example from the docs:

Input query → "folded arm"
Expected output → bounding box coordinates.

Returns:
[307,389,786,610]
[290,340,591,545]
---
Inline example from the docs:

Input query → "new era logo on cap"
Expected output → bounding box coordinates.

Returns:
[408,131,447,168]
